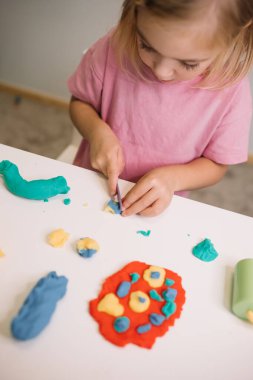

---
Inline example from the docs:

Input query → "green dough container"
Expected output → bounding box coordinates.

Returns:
[232,258,253,322]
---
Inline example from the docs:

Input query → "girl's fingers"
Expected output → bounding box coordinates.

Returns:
[138,199,166,217]
[107,150,125,196]
[122,188,158,216]
[107,172,118,197]
[122,180,153,210]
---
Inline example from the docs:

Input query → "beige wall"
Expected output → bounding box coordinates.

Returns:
[0,0,120,100]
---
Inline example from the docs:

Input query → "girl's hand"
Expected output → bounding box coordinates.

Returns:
[122,167,177,217]
[89,126,125,196]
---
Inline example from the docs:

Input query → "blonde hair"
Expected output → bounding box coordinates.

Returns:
[112,0,253,89]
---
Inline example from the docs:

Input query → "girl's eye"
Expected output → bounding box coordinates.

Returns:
[139,41,154,52]
[138,39,200,71]
[181,62,200,71]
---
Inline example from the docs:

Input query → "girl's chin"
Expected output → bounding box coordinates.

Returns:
[159,79,176,83]
[157,77,179,84]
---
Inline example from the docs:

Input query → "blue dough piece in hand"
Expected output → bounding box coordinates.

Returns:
[104,199,121,214]
[11,271,68,340]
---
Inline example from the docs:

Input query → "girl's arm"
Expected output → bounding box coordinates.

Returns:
[69,97,125,195]
[122,157,228,217]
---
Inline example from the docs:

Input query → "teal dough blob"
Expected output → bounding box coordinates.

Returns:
[149,289,163,302]
[192,238,218,262]
[162,301,177,318]
[11,271,68,340]
[130,272,140,284]
[0,160,70,200]
[136,230,151,237]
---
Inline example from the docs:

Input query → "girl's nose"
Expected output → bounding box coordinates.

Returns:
[152,58,175,81]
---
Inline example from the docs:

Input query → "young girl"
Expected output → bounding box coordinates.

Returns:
[68,0,253,217]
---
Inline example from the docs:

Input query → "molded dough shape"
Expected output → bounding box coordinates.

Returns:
[0,160,70,200]
[11,271,68,340]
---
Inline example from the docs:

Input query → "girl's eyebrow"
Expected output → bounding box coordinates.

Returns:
[136,27,209,63]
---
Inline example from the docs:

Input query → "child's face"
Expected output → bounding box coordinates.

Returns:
[136,8,220,82]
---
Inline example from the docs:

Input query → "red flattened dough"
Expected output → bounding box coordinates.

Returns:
[89,261,186,349]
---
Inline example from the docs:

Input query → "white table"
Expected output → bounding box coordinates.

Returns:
[0,144,253,380]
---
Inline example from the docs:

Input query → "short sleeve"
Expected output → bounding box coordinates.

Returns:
[203,77,252,164]
[67,35,109,113]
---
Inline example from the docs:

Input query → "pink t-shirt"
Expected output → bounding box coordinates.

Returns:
[68,31,252,184]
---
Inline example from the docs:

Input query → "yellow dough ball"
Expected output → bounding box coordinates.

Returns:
[47,229,70,248]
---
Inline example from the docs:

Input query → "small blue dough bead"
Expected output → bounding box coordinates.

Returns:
[149,313,166,326]
[150,271,160,279]
[116,281,131,298]
[137,323,152,334]
[114,316,130,333]
[162,288,177,301]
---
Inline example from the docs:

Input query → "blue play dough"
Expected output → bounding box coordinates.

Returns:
[113,316,130,333]
[107,199,121,214]
[78,248,97,258]
[116,281,131,298]
[137,323,151,334]
[162,288,177,302]
[150,271,160,279]
[149,313,166,326]
[0,160,70,200]
[11,271,68,340]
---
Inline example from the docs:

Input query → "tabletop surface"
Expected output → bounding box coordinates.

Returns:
[0,144,253,380]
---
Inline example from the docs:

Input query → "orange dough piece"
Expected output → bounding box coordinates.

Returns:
[89,261,186,349]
